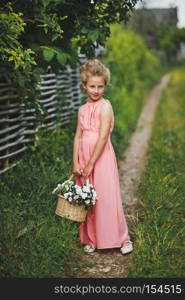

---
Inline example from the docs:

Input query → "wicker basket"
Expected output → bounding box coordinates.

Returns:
[55,174,88,222]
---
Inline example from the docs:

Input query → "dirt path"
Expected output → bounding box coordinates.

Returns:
[76,74,171,278]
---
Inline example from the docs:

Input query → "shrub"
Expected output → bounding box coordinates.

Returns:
[103,24,161,158]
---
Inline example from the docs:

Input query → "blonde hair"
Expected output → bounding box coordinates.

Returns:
[80,59,110,94]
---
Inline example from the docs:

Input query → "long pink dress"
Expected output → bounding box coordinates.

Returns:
[75,98,130,249]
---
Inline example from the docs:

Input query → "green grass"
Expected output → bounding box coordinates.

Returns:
[0,77,163,278]
[128,66,185,277]
[0,122,86,278]
[0,25,167,277]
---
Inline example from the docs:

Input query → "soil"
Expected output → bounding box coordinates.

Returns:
[76,74,171,278]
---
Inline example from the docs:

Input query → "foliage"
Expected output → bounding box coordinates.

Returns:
[10,0,140,63]
[0,3,40,100]
[103,23,161,158]
[129,67,185,277]
[129,6,185,63]
[0,21,166,278]
[0,125,85,278]
[157,27,185,62]
[0,0,141,99]
[0,26,162,273]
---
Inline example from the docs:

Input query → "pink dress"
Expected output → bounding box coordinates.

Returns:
[75,98,130,249]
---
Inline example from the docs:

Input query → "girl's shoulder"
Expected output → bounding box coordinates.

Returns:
[78,99,112,113]
[103,98,110,102]
[78,103,85,114]
[101,98,113,112]
[103,98,113,107]
[100,99,114,119]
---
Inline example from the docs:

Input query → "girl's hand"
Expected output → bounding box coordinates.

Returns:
[72,163,83,176]
[82,161,94,179]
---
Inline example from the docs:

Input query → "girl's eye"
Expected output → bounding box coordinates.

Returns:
[90,85,104,88]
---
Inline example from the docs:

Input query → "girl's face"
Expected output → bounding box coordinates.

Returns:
[84,76,106,102]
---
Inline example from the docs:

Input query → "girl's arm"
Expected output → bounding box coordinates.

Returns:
[72,107,83,175]
[82,102,113,177]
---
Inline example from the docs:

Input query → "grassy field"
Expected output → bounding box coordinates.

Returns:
[0,57,184,283]
[0,25,163,278]
[128,66,185,277]
[0,122,85,278]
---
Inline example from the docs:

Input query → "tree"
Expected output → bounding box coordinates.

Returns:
[0,0,141,99]
[157,27,185,62]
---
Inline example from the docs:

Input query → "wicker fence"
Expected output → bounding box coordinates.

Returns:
[0,49,104,174]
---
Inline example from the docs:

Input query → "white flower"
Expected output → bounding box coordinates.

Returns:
[94,191,97,198]
[62,180,69,186]
[85,199,90,204]
[57,184,63,188]
[81,193,88,199]
[83,186,90,193]
[64,193,69,199]
[52,178,97,209]
[76,187,82,195]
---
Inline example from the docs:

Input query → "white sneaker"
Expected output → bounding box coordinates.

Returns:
[120,241,133,255]
[84,244,96,253]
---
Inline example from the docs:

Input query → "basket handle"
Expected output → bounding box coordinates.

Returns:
[69,173,90,185]
[68,174,74,181]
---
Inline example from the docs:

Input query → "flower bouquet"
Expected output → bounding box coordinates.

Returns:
[52,174,97,222]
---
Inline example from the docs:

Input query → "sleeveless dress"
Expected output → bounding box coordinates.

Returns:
[75,98,130,249]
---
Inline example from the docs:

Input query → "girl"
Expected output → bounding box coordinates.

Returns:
[72,59,133,255]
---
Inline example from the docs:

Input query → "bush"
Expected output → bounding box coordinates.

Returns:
[103,24,161,158]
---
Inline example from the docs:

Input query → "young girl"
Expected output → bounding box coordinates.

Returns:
[72,59,133,255]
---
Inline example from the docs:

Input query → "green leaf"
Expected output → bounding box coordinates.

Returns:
[88,31,99,42]
[17,227,28,239]
[43,48,55,62]
[56,51,69,66]
[81,27,89,34]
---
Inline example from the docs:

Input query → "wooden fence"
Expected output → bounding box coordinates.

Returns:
[0,49,104,174]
